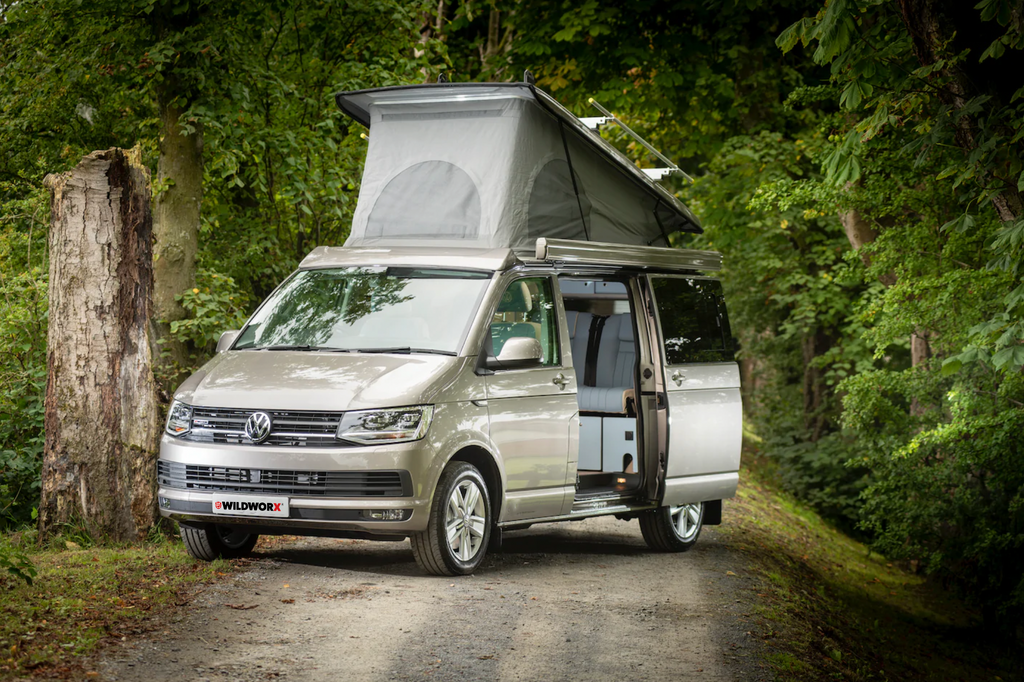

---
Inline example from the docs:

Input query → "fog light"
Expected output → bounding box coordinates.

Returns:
[362,509,408,521]
[160,497,171,509]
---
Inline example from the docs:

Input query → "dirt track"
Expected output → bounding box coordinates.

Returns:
[98,516,769,681]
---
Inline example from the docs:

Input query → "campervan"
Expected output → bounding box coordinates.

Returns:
[157,83,742,575]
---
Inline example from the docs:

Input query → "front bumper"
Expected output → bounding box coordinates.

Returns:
[157,434,436,536]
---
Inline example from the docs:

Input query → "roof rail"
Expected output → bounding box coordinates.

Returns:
[582,99,694,184]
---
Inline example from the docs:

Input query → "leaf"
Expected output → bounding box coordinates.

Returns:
[777,17,816,53]
[551,26,579,42]
[841,81,862,110]
[812,0,857,64]
[975,0,1011,24]
[941,358,963,376]
[979,36,1007,62]
[940,216,964,233]
[992,347,1014,369]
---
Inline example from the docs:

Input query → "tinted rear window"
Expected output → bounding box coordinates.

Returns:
[650,277,734,364]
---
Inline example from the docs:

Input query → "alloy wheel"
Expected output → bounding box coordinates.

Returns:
[669,503,702,542]
[445,479,487,562]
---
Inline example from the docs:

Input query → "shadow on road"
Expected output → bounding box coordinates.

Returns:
[248,523,661,576]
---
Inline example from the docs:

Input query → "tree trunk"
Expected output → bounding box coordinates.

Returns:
[802,330,830,442]
[839,187,898,286]
[152,89,202,382]
[39,148,162,542]
[895,0,1023,222]
[910,329,932,416]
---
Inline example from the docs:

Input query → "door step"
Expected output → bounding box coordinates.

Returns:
[571,492,637,515]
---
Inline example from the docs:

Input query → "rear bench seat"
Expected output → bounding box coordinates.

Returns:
[566,311,636,414]
[565,310,592,372]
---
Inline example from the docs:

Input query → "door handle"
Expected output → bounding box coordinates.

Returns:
[670,370,686,386]
[552,372,570,389]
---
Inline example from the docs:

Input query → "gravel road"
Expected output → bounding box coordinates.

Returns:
[99,516,769,682]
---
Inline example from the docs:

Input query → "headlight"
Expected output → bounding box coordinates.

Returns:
[336,406,433,445]
[165,400,192,437]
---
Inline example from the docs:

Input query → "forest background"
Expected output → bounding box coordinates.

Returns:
[0,0,1022,633]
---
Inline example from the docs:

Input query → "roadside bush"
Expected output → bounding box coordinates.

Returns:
[844,367,1024,631]
[769,431,869,534]
[170,267,252,357]
[0,199,48,531]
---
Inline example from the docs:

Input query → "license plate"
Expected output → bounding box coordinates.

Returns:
[211,493,289,518]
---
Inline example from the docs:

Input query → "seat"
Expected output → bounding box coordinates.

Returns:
[491,281,538,355]
[578,386,634,413]
[595,314,635,389]
[577,313,635,414]
[564,310,593,372]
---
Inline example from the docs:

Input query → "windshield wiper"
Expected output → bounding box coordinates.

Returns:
[344,347,456,356]
[248,345,455,355]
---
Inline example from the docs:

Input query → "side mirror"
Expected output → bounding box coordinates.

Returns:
[216,330,240,353]
[487,337,543,370]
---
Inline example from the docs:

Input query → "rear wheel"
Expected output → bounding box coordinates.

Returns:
[180,523,259,561]
[411,462,491,575]
[639,502,704,552]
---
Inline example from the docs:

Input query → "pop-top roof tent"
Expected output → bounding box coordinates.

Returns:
[335,81,704,250]
[334,82,702,253]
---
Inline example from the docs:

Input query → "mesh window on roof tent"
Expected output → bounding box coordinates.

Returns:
[366,160,481,239]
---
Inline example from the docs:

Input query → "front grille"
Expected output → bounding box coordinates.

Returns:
[186,407,343,447]
[158,460,411,497]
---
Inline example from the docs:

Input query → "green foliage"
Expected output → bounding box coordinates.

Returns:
[778,0,1024,372]
[845,370,1024,628]
[775,0,1024,630]
[0,191,48,531]
[0,536,36,586]
[170,269,251,354]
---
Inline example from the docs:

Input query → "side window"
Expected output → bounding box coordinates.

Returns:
[650,277,734,364]
[490,277,559,366]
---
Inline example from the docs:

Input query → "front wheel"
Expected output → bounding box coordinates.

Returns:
[411,462,491,575]
[639,502,704,552]
[180,523,259,561]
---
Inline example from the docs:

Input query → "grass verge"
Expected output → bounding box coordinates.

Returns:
[0,533,232,680]
[723,453,1022,681]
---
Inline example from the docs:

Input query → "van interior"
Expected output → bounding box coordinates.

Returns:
[560,278,642,498]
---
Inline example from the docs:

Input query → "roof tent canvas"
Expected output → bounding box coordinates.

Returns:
[335,83,701,251]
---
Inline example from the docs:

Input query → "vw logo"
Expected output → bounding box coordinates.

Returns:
[245,411,272,444]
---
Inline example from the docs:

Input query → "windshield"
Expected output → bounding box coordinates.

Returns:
[233,267,492,354]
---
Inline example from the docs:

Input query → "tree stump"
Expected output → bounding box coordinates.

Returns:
[39,148,161,541]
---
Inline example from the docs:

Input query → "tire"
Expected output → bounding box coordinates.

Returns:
[639,502,704,552]
[215,525,260,559]
[179,523,259,561]
[411,461,491,576]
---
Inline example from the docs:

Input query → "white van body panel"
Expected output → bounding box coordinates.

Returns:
[662,362,742,504]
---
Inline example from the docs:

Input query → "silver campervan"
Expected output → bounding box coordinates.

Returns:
[157,83,742,576]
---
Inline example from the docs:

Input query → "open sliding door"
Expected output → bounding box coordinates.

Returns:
[647,276,742,506]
